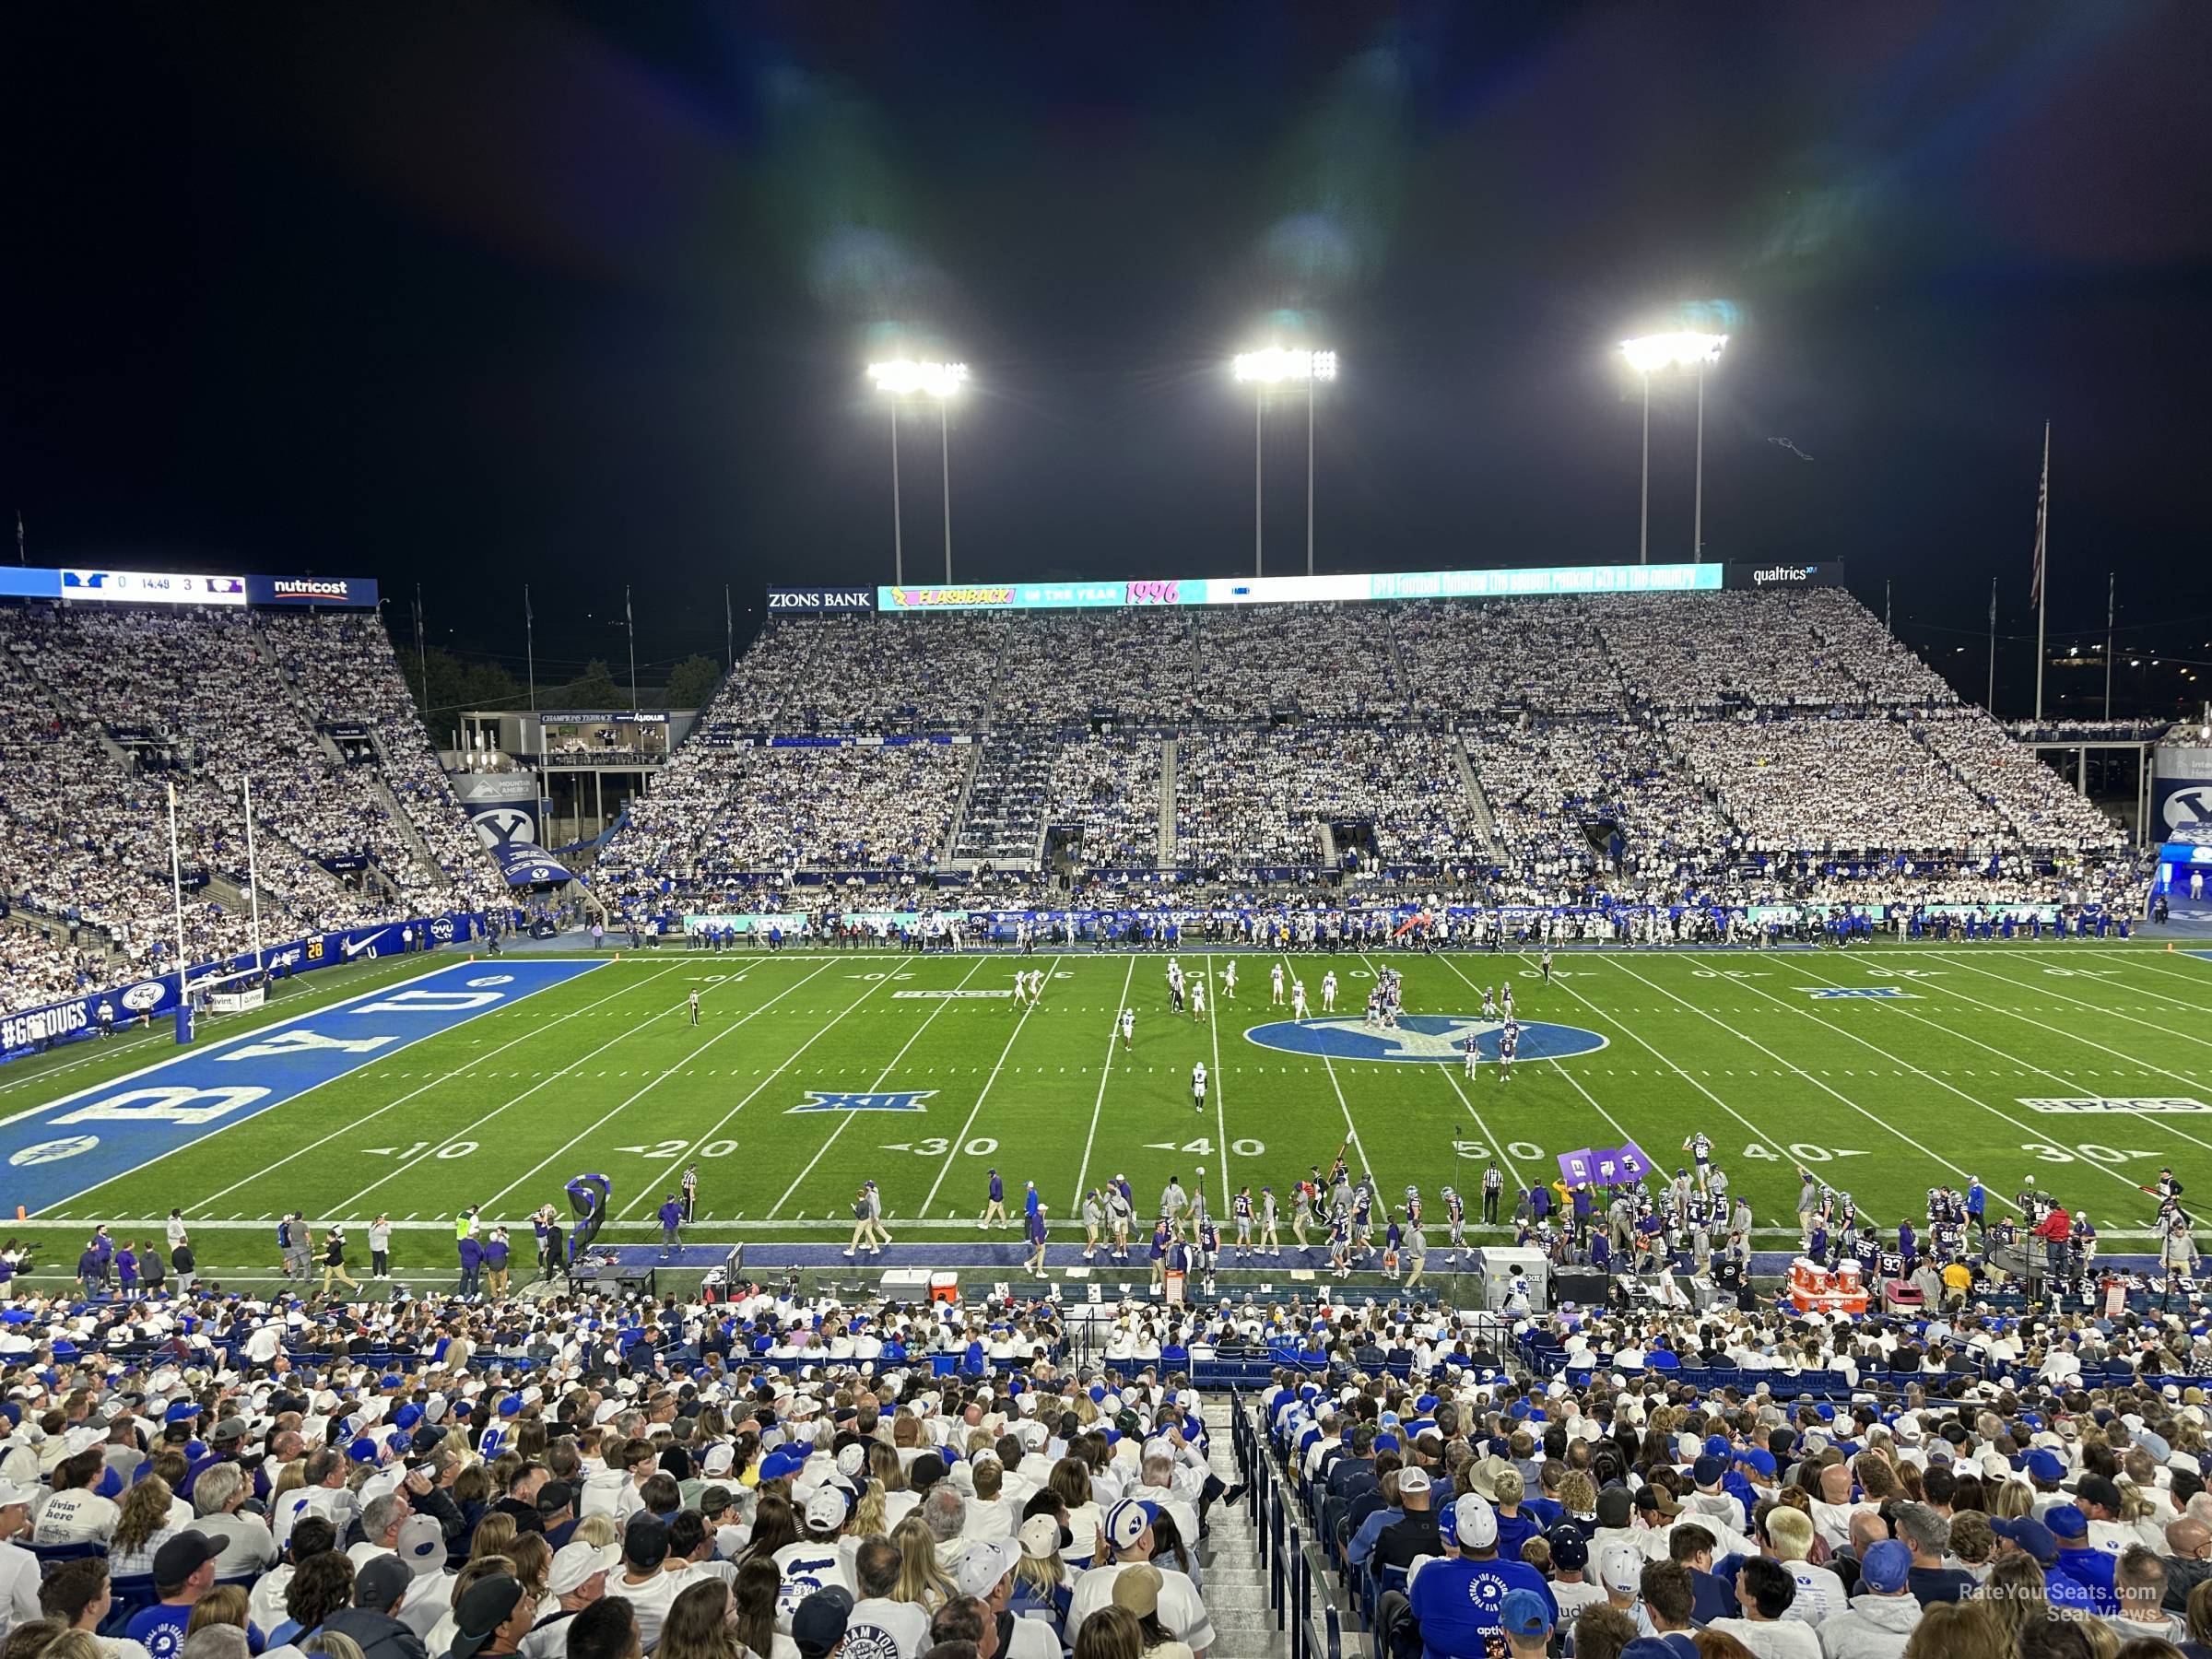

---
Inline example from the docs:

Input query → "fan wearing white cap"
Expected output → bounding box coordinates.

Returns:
[772,1486,857,1631]
[0,1479,39,1641]
[952,1539,1054,1659]
[1406,1496,1558,1659]
[1061,1499,1217,1655]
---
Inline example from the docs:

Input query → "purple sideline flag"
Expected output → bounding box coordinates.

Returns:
[1608,1141,1655,1182]
[1558,1149,1596,1186]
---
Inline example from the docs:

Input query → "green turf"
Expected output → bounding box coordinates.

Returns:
[10,944,2212,1279]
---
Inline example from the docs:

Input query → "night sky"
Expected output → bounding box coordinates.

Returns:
[4,3,2208,713]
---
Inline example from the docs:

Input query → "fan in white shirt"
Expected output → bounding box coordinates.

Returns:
[1063,1500,1216,1655]
[842,1538,934,1659]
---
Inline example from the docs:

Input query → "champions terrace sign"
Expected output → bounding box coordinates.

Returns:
[876,561,1726,612]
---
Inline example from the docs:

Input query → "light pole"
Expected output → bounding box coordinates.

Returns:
[867,359,969,583]
[1619,332,1727,562]
[1233,347,1337,578]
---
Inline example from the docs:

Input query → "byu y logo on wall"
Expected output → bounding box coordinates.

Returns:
[787,1090,935,1113]
[1243,1015,1606,1065]
[470,806,537,848]
[2164,785,2212,832]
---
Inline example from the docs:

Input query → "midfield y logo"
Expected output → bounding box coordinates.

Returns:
[1242,1015,1606,1065]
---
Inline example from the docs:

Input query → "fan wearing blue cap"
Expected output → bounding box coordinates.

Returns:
[2041,1505,2119,1615]
[1497,1588,1552,1658]
[1407,1497,1556,1659]
[1811,1540,1922,1653]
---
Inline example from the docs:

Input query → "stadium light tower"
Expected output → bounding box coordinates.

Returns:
[867,359,970,583]
[1619,331,1727,563]
[1233,347,1338,577]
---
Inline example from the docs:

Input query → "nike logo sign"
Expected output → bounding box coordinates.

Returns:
[342,934,386,959]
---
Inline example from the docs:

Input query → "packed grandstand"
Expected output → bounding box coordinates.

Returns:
[0,577,2190,1659]
[588,584,2145,924]
[0,606,505,1016]
[0,580,2152,1018]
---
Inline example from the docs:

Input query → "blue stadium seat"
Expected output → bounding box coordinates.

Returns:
[29,1540,107,1577]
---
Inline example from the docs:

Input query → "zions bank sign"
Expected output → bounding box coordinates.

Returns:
[766,588,877,612]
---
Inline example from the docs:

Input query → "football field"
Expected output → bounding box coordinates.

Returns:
[6,942,2212,1278]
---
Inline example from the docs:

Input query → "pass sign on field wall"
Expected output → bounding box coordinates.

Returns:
[0,959,602,1214]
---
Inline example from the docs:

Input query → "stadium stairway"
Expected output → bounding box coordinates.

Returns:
[939,740,986,865]
[356,735,445,876]
[1200,1396,1289,1659]
[257,622,446,886]
[1448,735,1505,863]
[1158,738,1177,865]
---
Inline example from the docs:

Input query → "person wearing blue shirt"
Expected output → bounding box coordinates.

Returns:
[979,1169,1006,1230]
[457,1232,484,1300]
[1991,1517,2100,1613]
[1407,1495,1555,1659]
[126,1533,230,1659]
[658,1195,684,1258]
[2043,1505,2119,1615]
[1967,1176,1986,1236]
[1025,1205,1049,1277]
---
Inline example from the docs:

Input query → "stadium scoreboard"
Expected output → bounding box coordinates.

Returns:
[0,565,379,607]
[771,559,1840,615]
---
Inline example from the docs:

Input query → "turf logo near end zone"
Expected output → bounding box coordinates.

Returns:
[1803,987,1915,999]
[0,959,605,1216]
[1242,1015,1606,1065]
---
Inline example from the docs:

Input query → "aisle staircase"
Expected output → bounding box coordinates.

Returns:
[1158,739,1179,866]
[947,733,1052,868]
[1199,1397,1291,1659]
[1450,734,1506,863]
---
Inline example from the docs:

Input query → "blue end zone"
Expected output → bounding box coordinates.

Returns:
[1243,1014,1607,1064]
[0,959,603,1215]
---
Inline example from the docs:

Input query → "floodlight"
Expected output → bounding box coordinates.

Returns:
[1619,332,1728,375]
[1230,347,1340,577]
[1620,332,1730,563]
[868,359,969,399]
[865,360,970,584]
[1233,347,1337,384]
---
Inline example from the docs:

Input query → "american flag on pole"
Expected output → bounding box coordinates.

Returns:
[2029,421,2050,607]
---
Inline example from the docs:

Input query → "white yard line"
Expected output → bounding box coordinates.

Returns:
[603,959,910,1218]
[1206,954,1231,1212]
[326,964,696,1215]
[1600,954,2154,1211]
[1759,953,2212,1167]
[766,957,989,1218]
[1436,948,1824,1200]
[1911,947,2212,999]
[1423,952,1613,1191]
[1918,950,2212,1058]
[916,995,1043,1219]
[1068,957,1139,1208]
[1279,954,1371,1183]
[1577,953,2002,1207]
[488,959,844,1215]
[26,1214,2183,1241]
[1365,950,1528,1191]
[164,963,628,1214]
